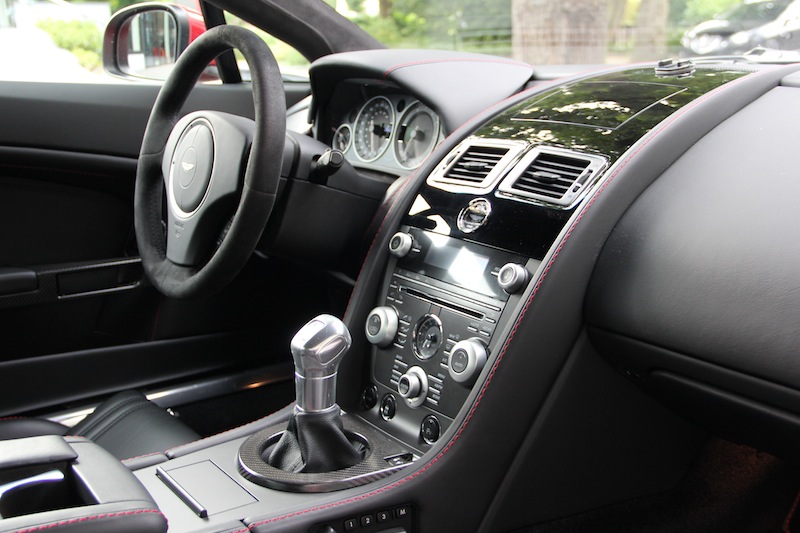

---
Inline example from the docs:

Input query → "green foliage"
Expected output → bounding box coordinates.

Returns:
[109,0,141,13]
[682,0,741,25]
[71,47,102,71]
[36,18,102,70]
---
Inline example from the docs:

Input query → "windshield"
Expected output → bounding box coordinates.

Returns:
[717,0,792,22]
[1,0,795,83]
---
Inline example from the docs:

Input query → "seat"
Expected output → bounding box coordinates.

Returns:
[0,390,200,460]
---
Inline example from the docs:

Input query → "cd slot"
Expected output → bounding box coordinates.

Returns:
[401,286,484,320]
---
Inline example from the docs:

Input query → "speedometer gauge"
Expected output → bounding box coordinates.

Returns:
[395,101,440,169]
[354,96,395,162]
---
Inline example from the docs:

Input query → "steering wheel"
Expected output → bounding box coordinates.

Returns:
[135,26,285,298]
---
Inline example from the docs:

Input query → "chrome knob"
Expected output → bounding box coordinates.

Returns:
[290,314,351,413]
[448,338,488,385]
[497,263,530,294]
[398,366,428,408]
[388,232,413,258]
[365,306,399,347]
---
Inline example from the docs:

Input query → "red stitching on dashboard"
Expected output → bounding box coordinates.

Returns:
[10,509,163,533]
[384,58,530,78]
[783,489,800,532]
[247,66,783,531]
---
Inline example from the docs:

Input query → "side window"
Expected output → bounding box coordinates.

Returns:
[0,0,115,81]
[0,0,308,82]
[223,13,310,79]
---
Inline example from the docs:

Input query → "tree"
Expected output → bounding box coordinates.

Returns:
[634,0,669,61]
[512,0,607,64]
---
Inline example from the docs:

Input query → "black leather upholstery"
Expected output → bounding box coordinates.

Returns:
[267,409,366,473]
[0,391,199,461]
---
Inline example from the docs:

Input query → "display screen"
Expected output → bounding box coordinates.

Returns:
[401,229,523,300]
[513,81,687,130]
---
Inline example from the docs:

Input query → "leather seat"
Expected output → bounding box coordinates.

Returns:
[0,390,200,461]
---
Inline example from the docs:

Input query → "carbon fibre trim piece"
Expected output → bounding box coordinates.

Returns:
[238,414,415,492]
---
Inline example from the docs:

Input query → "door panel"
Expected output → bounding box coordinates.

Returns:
[0,78,324,415]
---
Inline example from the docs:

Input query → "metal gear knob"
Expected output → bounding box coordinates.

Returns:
[290,315,352,413]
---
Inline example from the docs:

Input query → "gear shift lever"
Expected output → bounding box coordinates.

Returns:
[291,314,351,413]
[266,315,366,473]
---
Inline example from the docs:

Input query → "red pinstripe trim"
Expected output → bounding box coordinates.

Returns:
[384,58,530,79]
[10,509,163,533]
[784,489,800,532]
[247,65,784,530]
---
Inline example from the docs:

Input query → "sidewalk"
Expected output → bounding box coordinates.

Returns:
[0,27,102,82]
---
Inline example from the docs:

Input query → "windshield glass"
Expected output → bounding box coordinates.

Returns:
[333,0,773,65]
[717,0,792,22]
[0,0,795,83]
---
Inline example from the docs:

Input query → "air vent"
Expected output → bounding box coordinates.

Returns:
[498,148,607,208]
[428,139,526,193]
[446,145,508,184]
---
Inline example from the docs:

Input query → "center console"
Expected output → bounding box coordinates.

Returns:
[361,226,537,449]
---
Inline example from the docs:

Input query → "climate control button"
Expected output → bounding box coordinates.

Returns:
[448,338,488,385]
[365,306,399,347]
[497,263,530,294]
[397,366,429,408]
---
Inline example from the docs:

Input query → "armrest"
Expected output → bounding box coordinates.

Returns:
[0,435,76,470]
[0,436,166,533]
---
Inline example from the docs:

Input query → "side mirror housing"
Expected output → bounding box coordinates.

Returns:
[103,2,206,80]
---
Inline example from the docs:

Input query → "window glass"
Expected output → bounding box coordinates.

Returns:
[0,0,309,82]
[224,13,310,79]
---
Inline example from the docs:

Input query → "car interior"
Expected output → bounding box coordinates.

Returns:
[2,0,800,532]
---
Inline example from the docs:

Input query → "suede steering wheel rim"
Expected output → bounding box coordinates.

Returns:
[134,25,286,299]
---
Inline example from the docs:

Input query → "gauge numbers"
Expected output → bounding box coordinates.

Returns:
[395,101,440,169]
[354,96,395,162]
[333,124,352,152]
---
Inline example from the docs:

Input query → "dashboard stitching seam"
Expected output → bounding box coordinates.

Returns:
[784,489,800,532]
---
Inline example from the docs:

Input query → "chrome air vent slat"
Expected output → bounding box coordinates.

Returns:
[497,147,607,209]
[427,138,527,194]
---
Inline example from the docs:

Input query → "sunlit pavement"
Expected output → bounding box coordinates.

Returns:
[0,27,103,82]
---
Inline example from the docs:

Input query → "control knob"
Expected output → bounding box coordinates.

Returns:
[365,306,399,347]
[388,232,413,258]
[448,338,488,385]
[497,263,530,294]
[398,366,428,408]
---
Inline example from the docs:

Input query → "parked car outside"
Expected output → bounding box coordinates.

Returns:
[682,0,800,55]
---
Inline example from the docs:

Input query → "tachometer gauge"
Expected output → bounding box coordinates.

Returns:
[333,124,352,152]
[354,96,395,162]
[395,101,440,169]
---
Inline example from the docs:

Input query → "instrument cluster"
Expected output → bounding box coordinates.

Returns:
[330,93,443,173]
